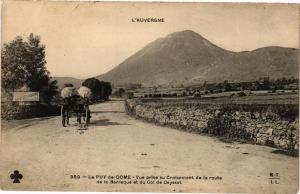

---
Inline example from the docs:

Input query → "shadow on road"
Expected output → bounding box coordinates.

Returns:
[90,119,129,126]
[91,111,125,114]
[2,116,57,130]
[271,149,298,157]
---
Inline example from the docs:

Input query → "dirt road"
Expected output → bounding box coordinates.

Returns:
[1,100,299,193]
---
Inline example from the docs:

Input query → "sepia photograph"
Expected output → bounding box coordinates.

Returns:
[0,1,299,193]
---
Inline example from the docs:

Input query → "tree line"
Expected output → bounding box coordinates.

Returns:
[190,77,299,93]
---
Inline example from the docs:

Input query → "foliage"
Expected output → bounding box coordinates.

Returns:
[82,78,112,101]
[1,102,60,120]
[125,83,142,90]
[237,91,246,97]
[224,80,231,91]
[187,77,298,93]
[113,88,126,97]
[1,34,58,104]
[101,81,112,100]
[64,83,74,87]
[1,37,27,90]
[82,78,101,96]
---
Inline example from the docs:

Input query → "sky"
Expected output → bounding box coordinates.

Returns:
[2,1,299,79]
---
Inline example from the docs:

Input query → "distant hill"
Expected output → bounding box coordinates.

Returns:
[52,77,83,89]
[97,30,299,86]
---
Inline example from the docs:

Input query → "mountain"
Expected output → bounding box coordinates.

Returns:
[52,77,83,88]
[97,30,299,86]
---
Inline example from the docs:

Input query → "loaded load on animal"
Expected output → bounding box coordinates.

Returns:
[60,86,92,127]
[78,86,92,99]
[61,87,75,99]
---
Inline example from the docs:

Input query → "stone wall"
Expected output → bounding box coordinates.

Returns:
[125,99,299,151]
[1,101,60,120]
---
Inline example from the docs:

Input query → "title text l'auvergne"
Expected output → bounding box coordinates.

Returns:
[131,18,165,23]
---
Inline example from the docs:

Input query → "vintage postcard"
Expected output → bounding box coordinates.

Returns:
[1,1,299,193]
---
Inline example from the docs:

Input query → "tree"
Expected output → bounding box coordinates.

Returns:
[101,81,112,100]
[26,34,58,103]
[224,80,231,92]
[114,88,125,97]
[202,81,207,90]
[82,78,112,101]
[82,78,101,100]
[1,34,58,104]
[1,36,28,90]
[262,77,271,90]
[42,80,58,104]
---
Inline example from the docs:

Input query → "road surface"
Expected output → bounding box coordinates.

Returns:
[1,100,299,193]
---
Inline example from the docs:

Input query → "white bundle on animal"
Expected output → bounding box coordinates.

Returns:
[78,86,92,98]
[61,87,74,98]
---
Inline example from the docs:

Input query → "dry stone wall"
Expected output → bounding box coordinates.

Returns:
[125,99,299,151]
[1,102,60,120]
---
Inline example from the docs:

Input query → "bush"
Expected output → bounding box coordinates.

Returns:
[237,91,247,97]
[64,83,74,87]
[113,88,125,97]
[1,102,60,120]
[127,92,134,99]
[193,91,201,98]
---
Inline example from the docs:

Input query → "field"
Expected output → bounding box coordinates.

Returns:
[133,92,299,105]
